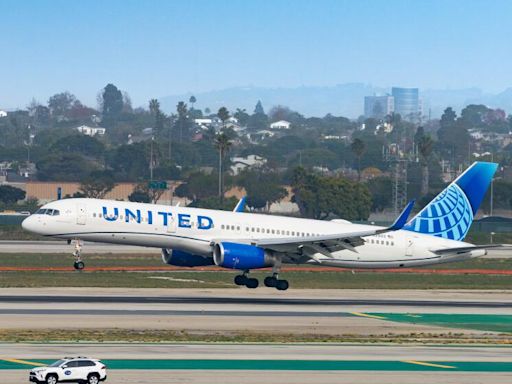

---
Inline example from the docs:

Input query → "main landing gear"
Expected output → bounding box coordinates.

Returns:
[71,239,85,270]
[234,271,259,289]
[234,271,289,290]
[264,273,289,291]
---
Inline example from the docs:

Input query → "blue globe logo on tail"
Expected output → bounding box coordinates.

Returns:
[403,162,498,241]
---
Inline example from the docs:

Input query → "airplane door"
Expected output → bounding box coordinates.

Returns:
[76,204,87,225]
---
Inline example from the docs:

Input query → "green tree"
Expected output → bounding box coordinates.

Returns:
[417,134,434,195]
[102,84,124,127]
[47,91,77,118]
[175,172,219,202]
[237,170,287,211]
[214,133,233,203]
[366,176,392,212]
[350,138,366,181]
[128,186,151,203]
[0,185,26,204]
[176,101,188,142]
[149,99,165,136]
[291,167,371,220]
[234,108,250,126]
[254,100,265,115]
[217,107,230,129]
[50,134,105,159]
[37,153,97,181]
[189,95,197,109]
[191,196,239,211]
[79,170,116,198]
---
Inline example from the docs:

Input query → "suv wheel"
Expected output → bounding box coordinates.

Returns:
[45,374,58,384]
[87,373,100,384]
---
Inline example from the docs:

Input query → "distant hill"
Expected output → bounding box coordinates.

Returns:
[159,84,512,119]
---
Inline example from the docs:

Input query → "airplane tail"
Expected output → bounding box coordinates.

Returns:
[403,161,498,241]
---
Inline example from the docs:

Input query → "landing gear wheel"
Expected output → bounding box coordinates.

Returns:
[245,278,259,289]
[276,279,289,291]
[264,276,277,287]
[74,261,85,270]
[234,275,247,286]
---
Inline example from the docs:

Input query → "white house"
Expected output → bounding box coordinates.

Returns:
[0,110,7,118]
[270,120,291,130]
[76,125,106,136]
[230,155,267,175]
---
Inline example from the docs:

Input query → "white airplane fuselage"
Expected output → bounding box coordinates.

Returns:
[21,198,485,269]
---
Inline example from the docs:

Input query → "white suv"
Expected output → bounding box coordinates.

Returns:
[29,357,107,384]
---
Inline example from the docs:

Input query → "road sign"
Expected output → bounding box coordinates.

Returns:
[148,181,167,190]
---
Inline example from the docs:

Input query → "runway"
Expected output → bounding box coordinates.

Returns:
[0,289,510,383]
[1,344,511,384]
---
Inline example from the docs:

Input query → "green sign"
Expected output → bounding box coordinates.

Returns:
[148,181,167,190]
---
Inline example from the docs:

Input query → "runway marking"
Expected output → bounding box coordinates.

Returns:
[350,312,386,320]
[402,360,456,369]
[1,358,45,367]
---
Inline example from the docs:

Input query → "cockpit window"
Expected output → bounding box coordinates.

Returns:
[35,209,60,216]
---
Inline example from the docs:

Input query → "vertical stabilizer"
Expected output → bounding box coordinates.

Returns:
[403,162,498,240]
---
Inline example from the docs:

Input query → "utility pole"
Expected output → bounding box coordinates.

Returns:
[150,136,154,181]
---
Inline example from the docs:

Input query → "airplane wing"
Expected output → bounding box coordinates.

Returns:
[247,200,415,257]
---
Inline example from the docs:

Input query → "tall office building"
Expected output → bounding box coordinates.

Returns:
[364,95,394,119]
[391,87,420,121]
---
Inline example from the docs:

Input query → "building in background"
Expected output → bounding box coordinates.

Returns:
[391,87,421,121]
[364,95,394,119]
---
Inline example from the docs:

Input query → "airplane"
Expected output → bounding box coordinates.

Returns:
[22,161,500,291]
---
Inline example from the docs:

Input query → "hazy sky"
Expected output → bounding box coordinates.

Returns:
[2,0,512,109]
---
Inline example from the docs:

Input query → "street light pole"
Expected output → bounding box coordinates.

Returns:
[490,152,494,217]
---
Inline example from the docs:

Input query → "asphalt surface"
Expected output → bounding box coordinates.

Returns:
[1,344,511,384]
[1,294,511,308]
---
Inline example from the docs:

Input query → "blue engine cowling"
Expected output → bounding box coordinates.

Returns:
[161,249,214,267]
[213,242,276,270]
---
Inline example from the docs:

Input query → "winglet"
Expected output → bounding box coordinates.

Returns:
[389,200,415,230]
[233,197,246,212]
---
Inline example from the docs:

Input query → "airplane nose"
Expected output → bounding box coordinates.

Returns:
[21,216,37,233]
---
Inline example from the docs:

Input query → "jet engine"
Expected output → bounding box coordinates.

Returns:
[213,242,277,270]
[161,249,214,267]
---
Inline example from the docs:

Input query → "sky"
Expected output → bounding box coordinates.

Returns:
[2,0,512,109]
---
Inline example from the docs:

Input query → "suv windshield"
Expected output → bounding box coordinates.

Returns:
[50,360,66,367]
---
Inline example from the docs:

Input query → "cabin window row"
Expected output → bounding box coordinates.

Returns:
[368,238,394,246]
[220,224,319,237]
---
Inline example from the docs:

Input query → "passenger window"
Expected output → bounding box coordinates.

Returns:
[271,229,275,234]
[99,214,102,218]
[77,360,95,367]
[237,226,240,231]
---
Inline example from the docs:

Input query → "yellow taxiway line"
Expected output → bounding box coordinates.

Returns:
[1,358,45,366]
[402,360,456,369]
[350,312,387,320]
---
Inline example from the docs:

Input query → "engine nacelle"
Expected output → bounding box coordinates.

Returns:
[213,242,276,270]
[161,249,214,267]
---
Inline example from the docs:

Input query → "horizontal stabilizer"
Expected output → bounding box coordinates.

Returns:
[431,244,504,255]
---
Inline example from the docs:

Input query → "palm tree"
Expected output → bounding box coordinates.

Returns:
[418,135,434,195]
[351,138,366,181]
[189,95,196,110]
[214,132,232,203]
[217,107,230,130]
[176,101,188,142]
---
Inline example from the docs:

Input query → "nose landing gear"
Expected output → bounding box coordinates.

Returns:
[72,240,85,270]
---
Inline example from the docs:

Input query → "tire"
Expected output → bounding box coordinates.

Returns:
[264,276,277,287]
[87,373,100,384]
[45,374,58,384]
[74,261,85,270]
[276,279,289,291]
[234,275,246,286]
[245,278,259,289]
